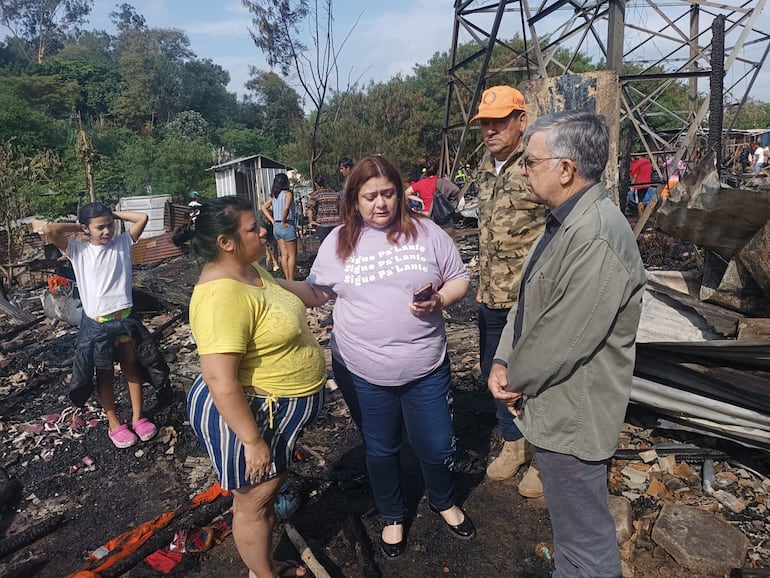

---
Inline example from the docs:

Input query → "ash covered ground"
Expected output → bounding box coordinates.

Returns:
[1,229,767,578]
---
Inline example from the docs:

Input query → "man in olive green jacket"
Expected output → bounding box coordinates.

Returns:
[489,110,646,577]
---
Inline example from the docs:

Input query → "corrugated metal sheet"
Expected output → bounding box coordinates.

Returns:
[131,232,182,265]
[118,195,173,238]
[209,154,293,171]
[211,155,295,209]
[216,170,238,197]
[165,203,191,232]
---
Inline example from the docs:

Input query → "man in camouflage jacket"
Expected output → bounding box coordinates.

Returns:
[471,85,546,497]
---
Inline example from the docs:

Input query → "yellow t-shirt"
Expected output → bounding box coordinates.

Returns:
[189,265,326,397]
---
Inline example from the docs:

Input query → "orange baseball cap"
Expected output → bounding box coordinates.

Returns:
[470,86,526,122]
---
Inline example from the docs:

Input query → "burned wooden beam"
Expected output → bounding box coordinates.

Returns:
[133,270,194,310]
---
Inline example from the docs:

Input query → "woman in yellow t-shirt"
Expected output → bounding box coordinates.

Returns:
[174,196,329,578]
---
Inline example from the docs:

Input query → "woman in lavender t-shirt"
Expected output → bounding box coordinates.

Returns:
[280,155,473,557]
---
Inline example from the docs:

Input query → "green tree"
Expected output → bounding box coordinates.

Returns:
[56,29,113,64]
[0,79,67,148]
[118,132,156,195]
[4,73,78,119]
[244,68,303,146]
[0,139,60,283]
[38,58,121,121]
[112,27,193,128]
[110,2,146,32]
[242,0,357,179]
[215,123,273,159]
[0,0,93,63]
[164,110,209,140]
[177,58,237,127]
[725,99,770,130]
[150,136,214,201]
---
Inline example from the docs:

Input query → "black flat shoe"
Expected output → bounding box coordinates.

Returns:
[428,502,476,540]
[380,521,405,558]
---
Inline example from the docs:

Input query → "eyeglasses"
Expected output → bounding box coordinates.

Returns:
[520,155,562,170]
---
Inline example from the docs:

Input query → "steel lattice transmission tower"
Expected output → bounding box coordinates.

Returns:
[441,0,770,178]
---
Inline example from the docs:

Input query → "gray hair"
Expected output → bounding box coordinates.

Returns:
[523,110,609,183]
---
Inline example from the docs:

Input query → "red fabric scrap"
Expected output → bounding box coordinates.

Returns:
[144,548,184,574]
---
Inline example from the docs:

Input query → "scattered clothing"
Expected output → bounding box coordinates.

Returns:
[69,312,170,407]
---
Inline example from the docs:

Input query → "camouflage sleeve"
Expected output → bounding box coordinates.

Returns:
[479,174,546,308]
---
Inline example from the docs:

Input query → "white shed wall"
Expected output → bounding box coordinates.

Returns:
[117,195,172,238]
[215,170,237,197]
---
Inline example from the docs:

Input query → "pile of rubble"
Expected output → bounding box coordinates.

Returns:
[608,423,770,575]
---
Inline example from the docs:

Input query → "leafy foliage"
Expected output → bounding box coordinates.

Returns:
[242,0,308,76]
[243,0,356,179]
[725,100,770,130]
[0,139,60,282]
[0,0,93,63]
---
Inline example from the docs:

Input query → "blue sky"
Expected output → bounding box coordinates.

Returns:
[86,0,457,98]
[82,0,770,105]
[9,1,770,103]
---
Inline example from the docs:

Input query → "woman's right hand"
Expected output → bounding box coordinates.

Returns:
[243,438,272,484]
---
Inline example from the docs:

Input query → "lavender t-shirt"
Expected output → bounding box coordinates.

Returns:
[307,219,468,386]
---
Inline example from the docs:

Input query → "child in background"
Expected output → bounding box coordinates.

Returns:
[257,210,280,272]
[43,203,159,448]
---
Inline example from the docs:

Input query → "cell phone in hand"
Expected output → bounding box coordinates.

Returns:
[413,283,434,302]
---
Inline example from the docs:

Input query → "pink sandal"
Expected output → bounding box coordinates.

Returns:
[109,424,138,449]
[132,418,158,442]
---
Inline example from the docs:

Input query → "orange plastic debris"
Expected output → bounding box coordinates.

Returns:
[66,482,230,577]
[47,275,71,293]
[189,481,230,509]
[66,511,176,577]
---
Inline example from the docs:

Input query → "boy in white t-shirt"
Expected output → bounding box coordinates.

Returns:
[43,203,158,449]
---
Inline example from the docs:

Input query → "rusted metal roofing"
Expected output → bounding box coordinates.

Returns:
[0,231,45,263]
[165,202,191,232]
[131,231,182,266]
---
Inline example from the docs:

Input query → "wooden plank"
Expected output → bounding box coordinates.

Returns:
[737,318,770,341]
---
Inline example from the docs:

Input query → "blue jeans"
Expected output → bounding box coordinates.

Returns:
[332,356,456,523]
[478,304,524,442]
